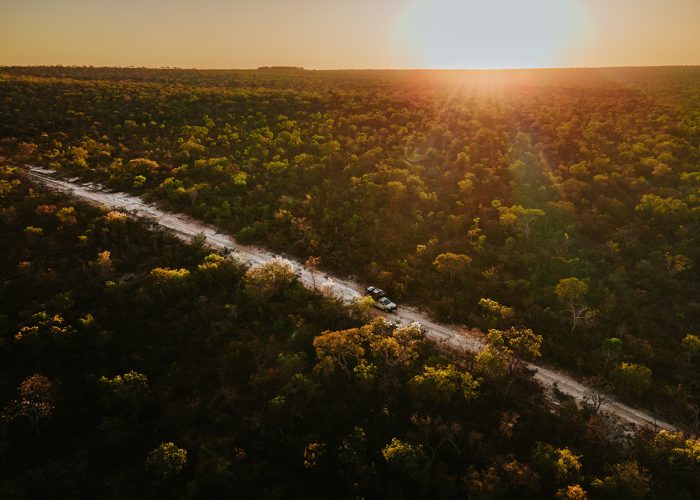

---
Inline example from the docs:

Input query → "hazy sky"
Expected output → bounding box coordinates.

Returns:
[1,0,699,69]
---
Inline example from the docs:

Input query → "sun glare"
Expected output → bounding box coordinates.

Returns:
[396,0,587,69]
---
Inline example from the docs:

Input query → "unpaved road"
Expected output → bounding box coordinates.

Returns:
[23,165,677,433]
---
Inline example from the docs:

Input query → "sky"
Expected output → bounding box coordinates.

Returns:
[1,0,699,69]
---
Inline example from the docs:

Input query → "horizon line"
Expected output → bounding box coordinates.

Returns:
[2,63,700,72]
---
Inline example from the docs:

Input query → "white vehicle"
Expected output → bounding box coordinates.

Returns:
[365,286,397,313]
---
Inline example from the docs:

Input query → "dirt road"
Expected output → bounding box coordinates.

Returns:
[23,165,677,433]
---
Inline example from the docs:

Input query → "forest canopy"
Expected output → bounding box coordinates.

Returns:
[1,163,699,498]
[0,66,699,493]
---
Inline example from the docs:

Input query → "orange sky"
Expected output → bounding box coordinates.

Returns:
[1,0,699,69]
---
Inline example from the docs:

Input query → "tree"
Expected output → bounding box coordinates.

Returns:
[89,249,113,278]
[243,258,297,301]
[498,204,545,241]
[150,267,191,297]
[337,426,367,465]
[4,374,56,436]
[56,206,77,225]
[555,484,588,500]
[531,442,582,484]
[682,334,700,365]
[591,461,652,499]
[104,210,128,224]
[600,337,622,370]
[150,267,191,284]
[478,298,515,328]
[24,225,43,236]
[181,137,205,157]
[555,278,591,334]
[146,442,188,478]
[485,327,543,375]
[303,442,326,469]
[368,321,424,368]
[16,141,38,161]
[474,345,510,379]
[132,175,147,188]
[14,311,73,342]
[409,364,480,407]
[305,255,321,291]
[313,327,366,377]
[462,465,504,499]
[197,252,226,272]
[555,484,588,499]
[635,193,687,216]
[432,253,472,284]
[581,377,613,415]
[665,252,693,278]
[466,460,537,498]
[98,371,149,415]
[350,295,375,321]
[381,438,427,472]
[128,157,160,173]
[650,430,700,483]
[669,436,700,472]
[612,362,652,397]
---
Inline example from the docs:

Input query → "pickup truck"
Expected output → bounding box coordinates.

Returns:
[365,286,398,313]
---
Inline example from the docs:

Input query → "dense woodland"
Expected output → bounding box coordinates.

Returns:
[1,164,699,498]
[0,66,699,496]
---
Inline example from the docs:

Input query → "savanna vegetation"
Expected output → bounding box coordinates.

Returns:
[0,67,700,496]
[1,164,699,498]
[2,66,698,424]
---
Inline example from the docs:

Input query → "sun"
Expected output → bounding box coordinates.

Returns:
[396,0,587,69]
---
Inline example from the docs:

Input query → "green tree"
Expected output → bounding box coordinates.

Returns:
[132,175,147,188]
[98,371,149,414]
[474,345,510,379]
[478,298,515,328]
[382,437,427,472]
[410,364,480,407]
[350,295,376,322]
[150,267,191,297]
[600,337,622,370]
[612,362,652,397]
[150,267,191,284]
[486,327,543,375]
[338,426,367,465]
[650,430,700,483]
[498,204,545,241]
[531,442,582,484]
[56,206,77,225]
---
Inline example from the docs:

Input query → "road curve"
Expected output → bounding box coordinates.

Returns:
[22,165,678,433]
